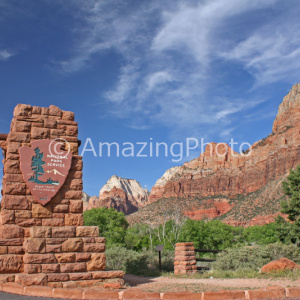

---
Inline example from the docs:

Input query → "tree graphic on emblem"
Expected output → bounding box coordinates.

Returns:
[29,147,59,185]
[31,147,45,181]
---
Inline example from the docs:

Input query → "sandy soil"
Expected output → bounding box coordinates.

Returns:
[124,274,300,293]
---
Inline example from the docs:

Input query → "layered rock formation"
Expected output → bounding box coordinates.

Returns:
[139,83,300,226]
[84,195,98,212]
[184,199,235,220]
[86,175,149,214]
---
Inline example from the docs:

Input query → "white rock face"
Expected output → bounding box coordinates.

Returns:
[100,175,149,199]
[82,192,90,211]
[153,166,183,187]
[95,175,150,214]
[82,191,90,202]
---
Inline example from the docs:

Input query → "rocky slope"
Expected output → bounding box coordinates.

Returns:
[86,175,149,214]
[85,195,99,211]
[129,83,300,226]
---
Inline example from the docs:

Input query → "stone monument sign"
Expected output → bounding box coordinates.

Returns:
[0,104,123,288]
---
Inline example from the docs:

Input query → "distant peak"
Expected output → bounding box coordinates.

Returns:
[273,83,300,132]
[203,142,238,157]
[100,175,149,197]
[94,175,150,214]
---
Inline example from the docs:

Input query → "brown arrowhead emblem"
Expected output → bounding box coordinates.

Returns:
[19,139,72,206]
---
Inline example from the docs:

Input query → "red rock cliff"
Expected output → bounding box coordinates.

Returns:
[147,84,300,224]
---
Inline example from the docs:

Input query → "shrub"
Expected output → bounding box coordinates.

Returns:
[105,246,136,271]
[106,246,174,276]
[264,242,300,263]
[213,243,300,271]
[83,207,128,246]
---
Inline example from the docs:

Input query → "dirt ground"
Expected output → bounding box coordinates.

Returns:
[124,274,300,293]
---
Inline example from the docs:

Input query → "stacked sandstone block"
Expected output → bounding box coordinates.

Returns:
[174,242,197,274]
[21,225,107,287]
[0,104,124,287]
[1,104,83,231]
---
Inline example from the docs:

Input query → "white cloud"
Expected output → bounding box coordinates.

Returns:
[56,0,300,138]
[146,71,174,91]
[220,7,300,86]
[219,127,236,139]
[0,49,14,60]
[151,0,279,63]
[58,1,159,73]
[105,63,139,104]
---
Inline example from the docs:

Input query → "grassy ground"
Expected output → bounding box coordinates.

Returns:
[124,269,300,293]
[142,283,257,293]
[162,269,300,280]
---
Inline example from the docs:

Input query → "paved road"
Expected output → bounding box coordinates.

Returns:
[0,290,299,300]
[0,292,61,300]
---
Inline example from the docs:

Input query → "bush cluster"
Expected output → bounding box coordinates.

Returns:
[83,207,299,252]
[213,243,300,271]
[106,246,174,276]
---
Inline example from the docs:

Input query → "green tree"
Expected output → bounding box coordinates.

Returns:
[83,207,129,247]
[179,219,206,246]
[243,223,278,245]
[179,219,243,250]
[279,165,300,246]
[281,165,300,225]
[275,215,299,245]
[125,223,152,251]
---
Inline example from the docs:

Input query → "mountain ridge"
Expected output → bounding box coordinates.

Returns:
[128,83,300,226]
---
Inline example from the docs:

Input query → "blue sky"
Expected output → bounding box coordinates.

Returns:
[1,0,300,197]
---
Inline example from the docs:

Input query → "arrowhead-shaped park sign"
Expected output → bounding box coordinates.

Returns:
[19,139,72,206]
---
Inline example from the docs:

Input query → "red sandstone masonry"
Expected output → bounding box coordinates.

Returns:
[0,284,299,299]
[286,286,300,298]
[24,286,53,297]
[0,104,124,288]
[245,286,286,299]
[83,290,119,300]
[163,291,201,299]
[174,242,197,275]
[202,289,245,300]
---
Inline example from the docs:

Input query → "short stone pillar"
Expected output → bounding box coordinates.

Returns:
[174,242,197,274]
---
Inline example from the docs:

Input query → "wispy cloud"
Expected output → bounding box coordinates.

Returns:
[219,127,236,139]
[58,1,159,73]
[146,71,175,92]
[220,11,300,86]
[105,62,139,105]
[0,49,14,60]
[56,0,300,138]
[151,0,276,63]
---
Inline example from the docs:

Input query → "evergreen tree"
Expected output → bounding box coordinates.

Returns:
[281,164,300,226]
[278,164,300,246]
[31,147,45,181]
